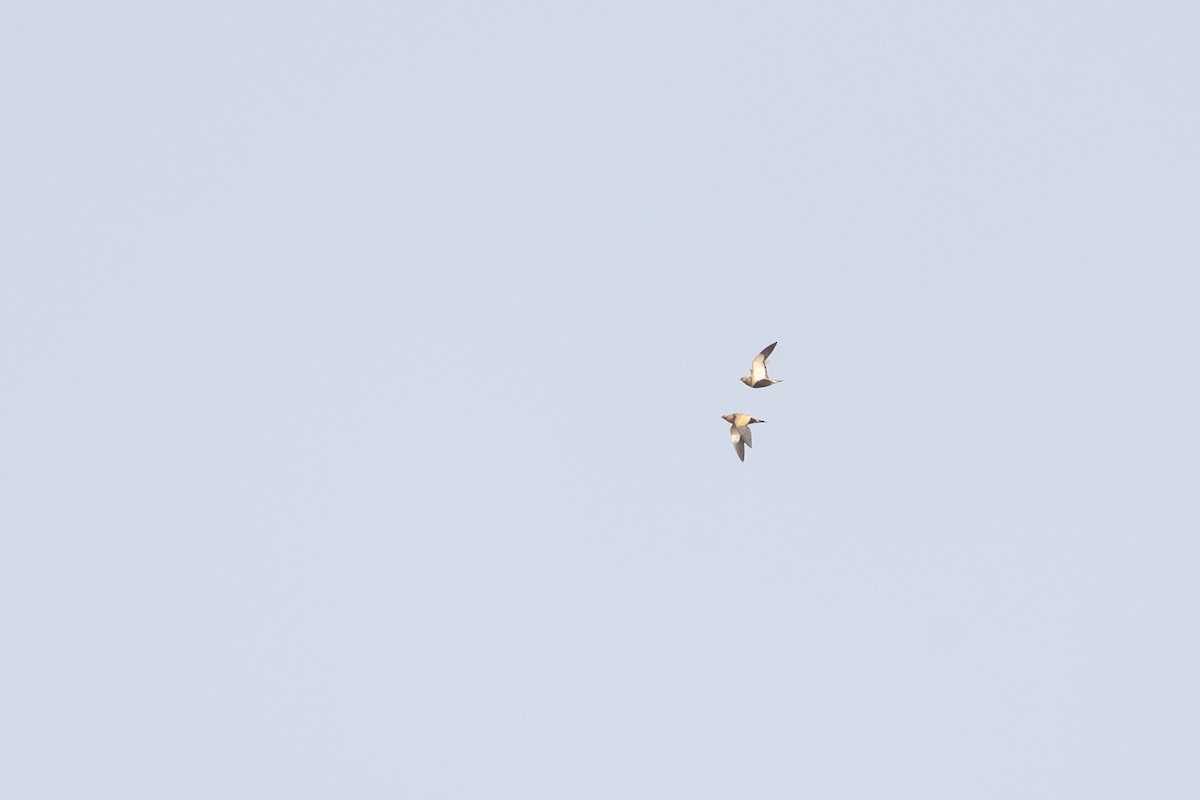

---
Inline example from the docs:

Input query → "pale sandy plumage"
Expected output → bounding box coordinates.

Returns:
[740,341,781,388]
[721,413,765,462]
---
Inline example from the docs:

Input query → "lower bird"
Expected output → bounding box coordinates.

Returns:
[721,413,765,462]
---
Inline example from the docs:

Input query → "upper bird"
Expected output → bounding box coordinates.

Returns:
[740,342,781,388]
[721,414,765,462]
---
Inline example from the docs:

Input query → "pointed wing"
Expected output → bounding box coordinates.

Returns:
[741,425,753,448]
[730,427,746,461]
[750,342,777,384]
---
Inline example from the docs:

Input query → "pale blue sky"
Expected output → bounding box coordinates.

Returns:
[3,1,1199,797]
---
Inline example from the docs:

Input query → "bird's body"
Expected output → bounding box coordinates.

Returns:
[740,341,781,388]
[721,413,765,462]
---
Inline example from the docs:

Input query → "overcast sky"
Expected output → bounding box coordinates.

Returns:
[3,1,1199,797]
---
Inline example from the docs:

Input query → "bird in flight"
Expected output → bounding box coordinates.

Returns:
[740,342,781,388]
[721,413,765,462]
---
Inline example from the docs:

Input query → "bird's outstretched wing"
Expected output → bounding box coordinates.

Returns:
[750,342,777,384]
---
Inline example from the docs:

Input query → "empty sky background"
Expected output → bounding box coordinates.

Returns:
[3,1,1199,797]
